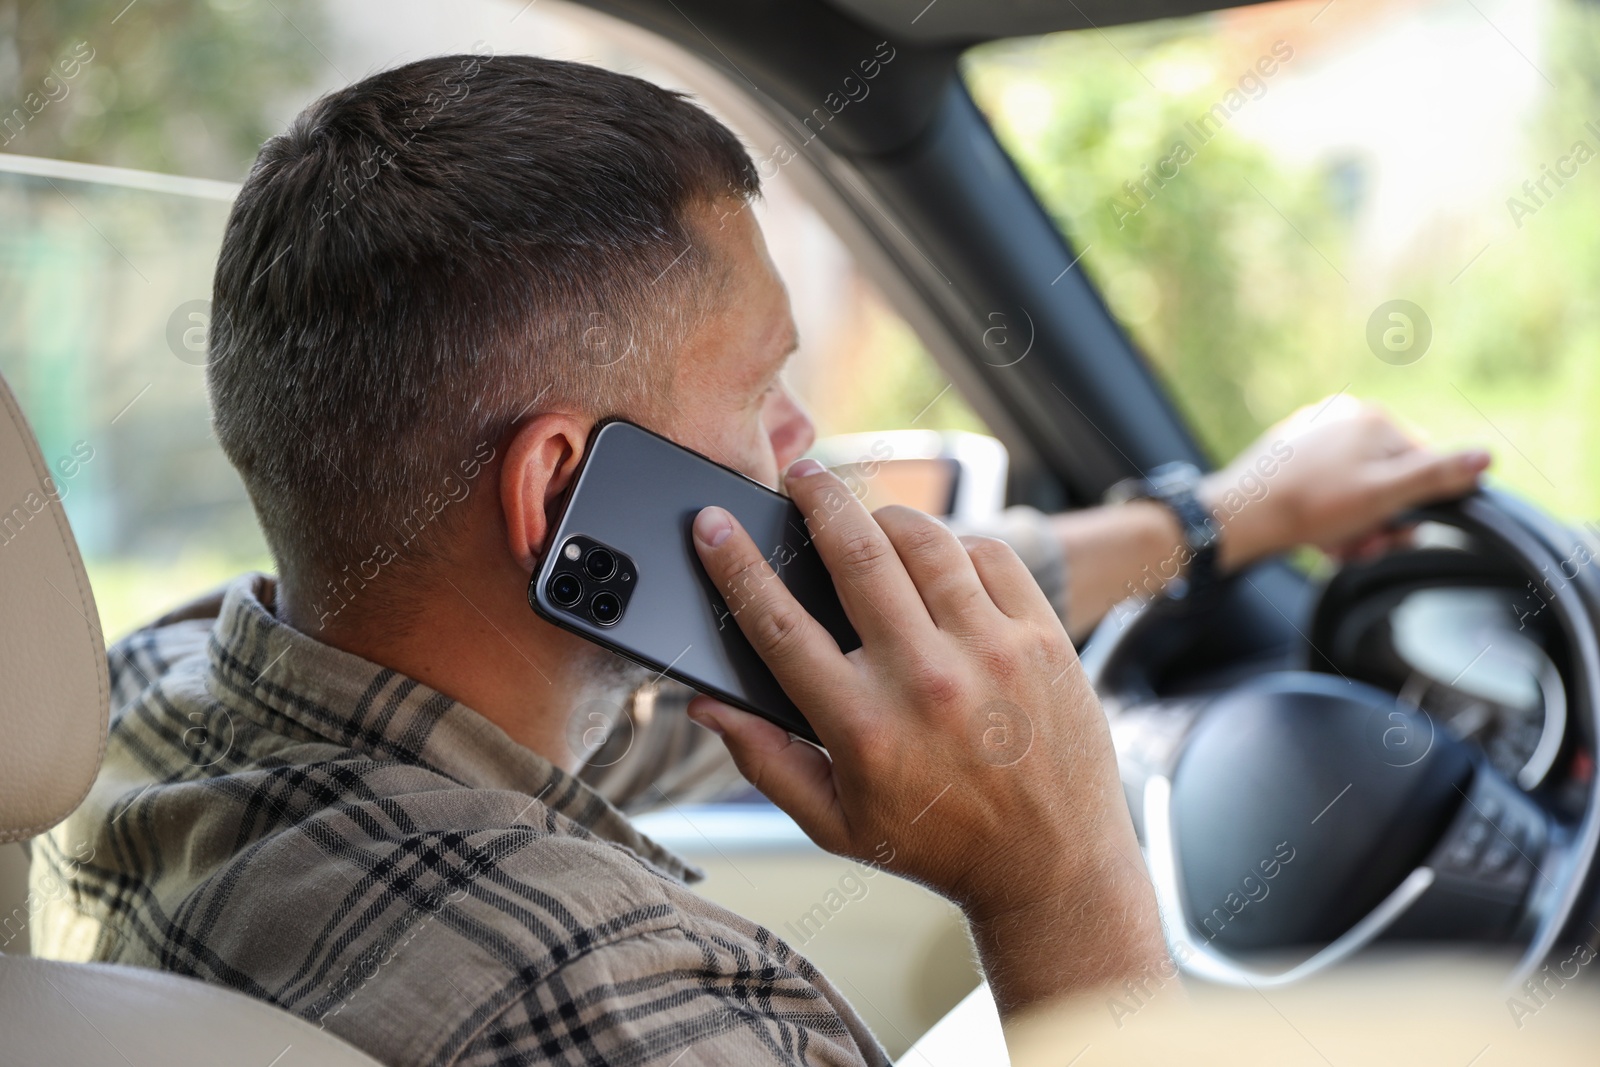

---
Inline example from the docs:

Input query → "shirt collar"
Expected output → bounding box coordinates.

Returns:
[206,573,701,883]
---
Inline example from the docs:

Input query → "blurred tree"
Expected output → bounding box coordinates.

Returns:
[965,22,1344,464]
[0,0,321,180]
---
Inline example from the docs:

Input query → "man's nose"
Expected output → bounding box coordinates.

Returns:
[766,385,816,470]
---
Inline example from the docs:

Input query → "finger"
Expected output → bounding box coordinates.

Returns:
[783,459,939,652]
[958,534,1057,622]
[873,505,1001,634]
[693,504,853,713]
[686,695,845,849]
[1374,447,1491,511]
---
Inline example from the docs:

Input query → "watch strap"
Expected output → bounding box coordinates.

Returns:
[1107,462,1221,601]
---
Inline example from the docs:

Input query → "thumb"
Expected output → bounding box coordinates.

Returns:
[1378,447,1490,510]
[686,696,843,848]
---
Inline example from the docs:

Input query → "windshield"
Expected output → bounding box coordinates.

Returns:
[964,0,1600,521]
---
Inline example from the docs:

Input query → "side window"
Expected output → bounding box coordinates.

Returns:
[0,166,268,642]
[0,3,318,640]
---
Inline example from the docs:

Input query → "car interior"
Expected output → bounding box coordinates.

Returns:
[6,0,1600,1062]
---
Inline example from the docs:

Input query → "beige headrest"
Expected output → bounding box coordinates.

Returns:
[0,373,107,843]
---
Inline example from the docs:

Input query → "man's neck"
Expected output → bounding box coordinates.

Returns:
[278,562,605,773]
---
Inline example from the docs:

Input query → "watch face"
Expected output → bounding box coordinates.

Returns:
[1149,462,1202,495]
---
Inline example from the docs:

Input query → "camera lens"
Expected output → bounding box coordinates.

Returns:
[590,591,622,626]
[549,572,583,608]
[584,547,617,581]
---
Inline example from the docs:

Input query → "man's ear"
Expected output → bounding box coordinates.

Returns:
[501,413,592,573]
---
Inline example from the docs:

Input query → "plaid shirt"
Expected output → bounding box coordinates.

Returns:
[31,575,889,1066]
[31,504,1065,1065]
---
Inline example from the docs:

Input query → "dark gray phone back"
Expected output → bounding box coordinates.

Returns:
[529,420,859,743]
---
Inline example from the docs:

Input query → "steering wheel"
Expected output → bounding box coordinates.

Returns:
[1079,488,1600,988]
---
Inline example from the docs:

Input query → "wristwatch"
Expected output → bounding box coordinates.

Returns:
[1104,461,1221,601]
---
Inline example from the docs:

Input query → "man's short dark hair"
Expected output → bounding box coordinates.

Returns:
[207,54,759,618]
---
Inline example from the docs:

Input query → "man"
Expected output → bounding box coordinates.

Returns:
[34,55,1488,1065]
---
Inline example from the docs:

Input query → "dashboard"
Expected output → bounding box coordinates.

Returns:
[1307,540,1594,822]
[1387,588,1560,787]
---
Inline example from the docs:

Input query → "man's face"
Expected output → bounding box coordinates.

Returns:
[654,199,815,490]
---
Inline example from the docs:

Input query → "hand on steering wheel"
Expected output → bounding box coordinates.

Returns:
[1206,396,1492,570]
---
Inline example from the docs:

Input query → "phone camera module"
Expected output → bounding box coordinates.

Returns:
[590,591,623,626]
[533,536,634,626]
[549,572,583,608]
[584,547,617,582]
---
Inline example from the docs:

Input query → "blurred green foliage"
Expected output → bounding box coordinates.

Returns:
[965,21,1342,465]
[964,2,1600,520]
[0,0,321,179]
[0,0,324,637]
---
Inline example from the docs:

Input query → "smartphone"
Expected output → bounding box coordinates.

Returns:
[528,419,860,744]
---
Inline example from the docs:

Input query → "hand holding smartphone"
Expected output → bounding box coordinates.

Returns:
[532,419,1167,1015]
